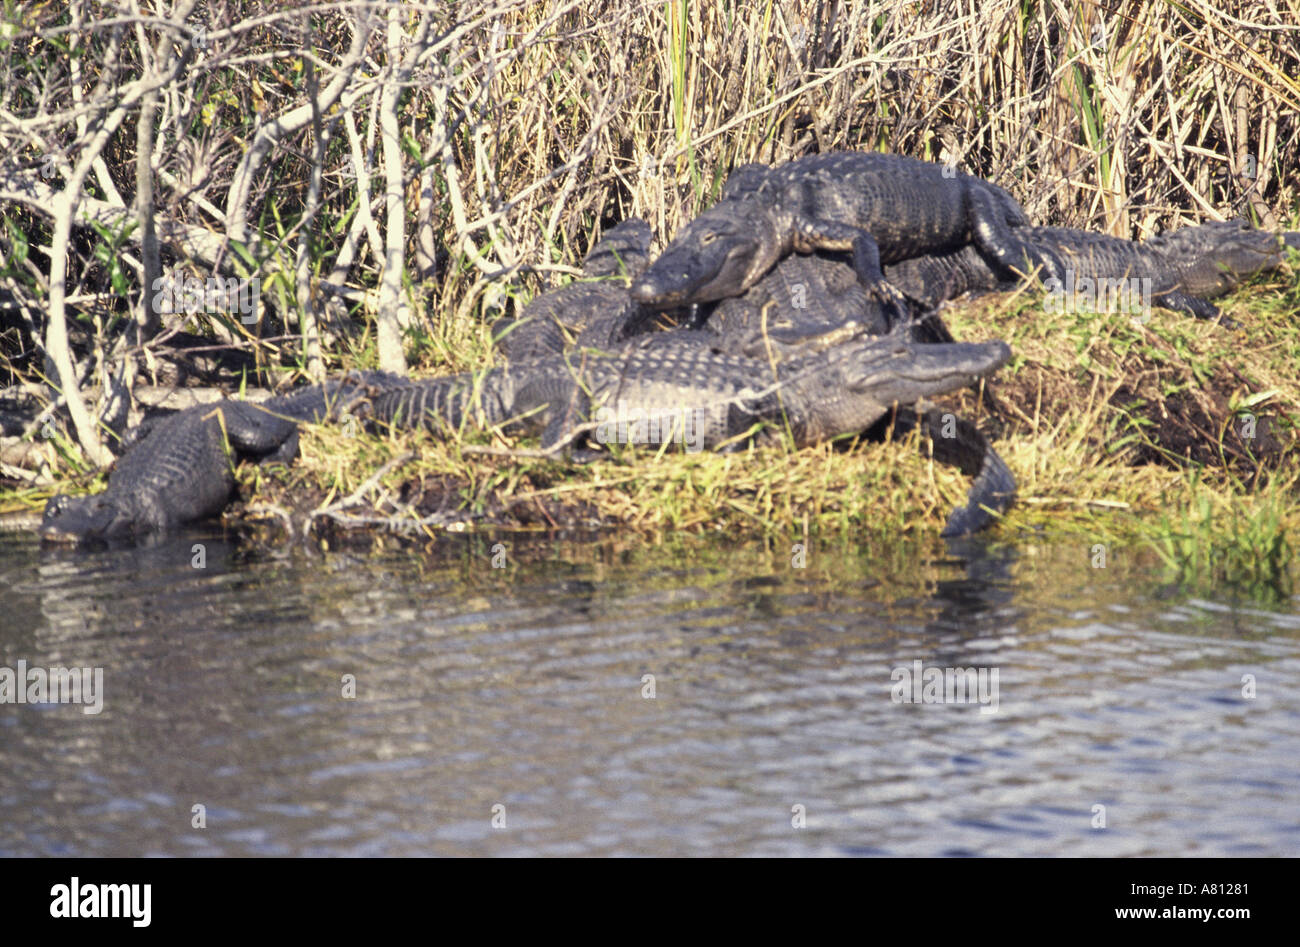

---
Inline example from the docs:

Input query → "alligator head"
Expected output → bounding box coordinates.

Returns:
[39,493,135,544]
[1188,229,1299,296]
[631,198,784,308]
[1151,220,1300,298]
[784,337,1011,446]
[843,338,1012,402]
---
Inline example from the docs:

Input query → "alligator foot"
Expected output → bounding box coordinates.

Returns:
[1151,290,1238,327]
[833,228,913,329]
[871,280,914,331]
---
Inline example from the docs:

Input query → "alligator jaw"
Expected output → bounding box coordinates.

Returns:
[631,203,781,307]
[38,494,129,544]
[847,340,1011,401]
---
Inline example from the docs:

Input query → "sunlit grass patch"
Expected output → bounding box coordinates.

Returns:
[234,259,1300,564]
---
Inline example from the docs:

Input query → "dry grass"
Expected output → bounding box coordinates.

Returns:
[2,1,1299,593]
[232,269,1300,558]
[3,1,1295,368]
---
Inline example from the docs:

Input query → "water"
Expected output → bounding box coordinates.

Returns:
[1,527,1297,856]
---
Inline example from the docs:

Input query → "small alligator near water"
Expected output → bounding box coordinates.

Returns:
[39,373,396,543]
[887,219,1300,320]
[630,152,1061,328]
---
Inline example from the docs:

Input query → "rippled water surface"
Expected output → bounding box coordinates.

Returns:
[1,527,1297,856]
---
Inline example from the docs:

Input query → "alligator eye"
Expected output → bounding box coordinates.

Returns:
[699,232,717,245]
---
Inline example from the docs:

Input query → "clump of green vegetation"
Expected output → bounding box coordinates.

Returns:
[1,1,1297,586]
[226,256,1300,571]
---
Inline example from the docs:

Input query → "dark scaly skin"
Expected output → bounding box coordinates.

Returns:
[494,219,662,361]
[368,330,1014,533]
[1144,219,1300,298]
[35,328,1012,541]
[888,220,1300,320]
[706,250,957,350]
[630,151,1056,325]
[39,401,294,542]
[898,408,1017,537]
[38,372,399,543]
[502,216,1299,349]
[375,331,1012,450]
[475,217,1009,533]
[366,367,521,435]
[504,224,956,357]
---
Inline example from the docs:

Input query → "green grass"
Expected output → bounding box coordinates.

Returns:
[9,254,1300,565]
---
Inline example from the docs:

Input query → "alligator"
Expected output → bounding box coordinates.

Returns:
[38,373,395,543]
[684,219,1299,346]
[500,214,1298,359]
[369,329,1015,534]
[493,218,673,362]
[906,407,1017,537]
[376,330,1007,448]
[887,219,1300,320]
[1147,219,1300,297]
[504,221,958,360]
[36,194,1037,545]
[704,249,959,350]
[629,152,1060,327]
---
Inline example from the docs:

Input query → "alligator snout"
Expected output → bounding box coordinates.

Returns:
[39,494,119,543]
[630,253,730,307]
[630,275,682,306]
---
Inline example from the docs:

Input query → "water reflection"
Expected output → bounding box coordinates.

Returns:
[0,527,1296,856]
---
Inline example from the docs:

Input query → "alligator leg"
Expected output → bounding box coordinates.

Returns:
[538,385,588,454]
[787,216,913,328]
[1151,290,1233,324]
[217,402,301,459]
[254,426,300,465]
[966,187,1066,286]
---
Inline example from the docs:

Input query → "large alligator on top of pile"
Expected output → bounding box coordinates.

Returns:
[629,151,1062,326]
[39,373,395,542]
[501,217,957,361]
[888,219,1300,320]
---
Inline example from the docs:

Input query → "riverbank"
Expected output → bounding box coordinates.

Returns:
[3,260,1297,601]
[228,269,1300,591]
